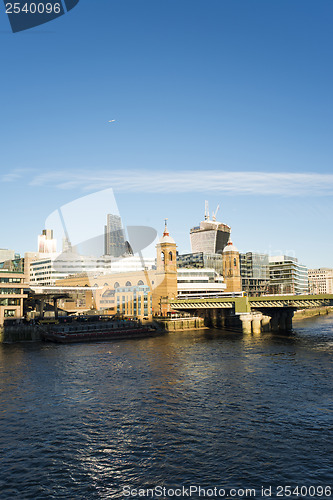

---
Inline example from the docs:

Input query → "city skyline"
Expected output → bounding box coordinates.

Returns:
[0,189,330,269]
[0,1,332,268]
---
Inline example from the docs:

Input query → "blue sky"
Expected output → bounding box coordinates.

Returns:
[0,0,332,268]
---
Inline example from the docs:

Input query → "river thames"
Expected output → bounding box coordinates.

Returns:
[0,315,332,499]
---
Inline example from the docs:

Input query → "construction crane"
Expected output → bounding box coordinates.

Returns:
[204,200,209,220]
[212,204,220,222]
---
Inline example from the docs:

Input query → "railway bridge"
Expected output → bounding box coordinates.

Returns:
[169,294,333,333]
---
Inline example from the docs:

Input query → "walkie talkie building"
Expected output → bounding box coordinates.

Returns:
[190,203,231,254]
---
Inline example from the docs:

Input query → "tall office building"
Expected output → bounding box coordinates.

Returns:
[190,202,231,254]
[104,214,129,257]
[38,229,57,253]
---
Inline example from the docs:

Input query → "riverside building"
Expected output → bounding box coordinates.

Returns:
[240,252,270,296]
[177,252,223,276]
[0,270,28,326]
[308,268,333,294]
[268,256,308,295]
[55,221,178,318]
[29,254,156,286]
[177,268,226,298]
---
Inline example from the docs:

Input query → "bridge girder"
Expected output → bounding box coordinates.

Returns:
[169,294,333,313]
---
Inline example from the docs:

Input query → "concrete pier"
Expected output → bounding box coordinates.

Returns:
[240,314,252,334]
[238,310,294,334]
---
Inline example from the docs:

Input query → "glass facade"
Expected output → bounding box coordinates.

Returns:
[104,214,127,257]
[268,256,308,295]
[177,252,223,275]
[190,220,230,254]
[240,253,270,296]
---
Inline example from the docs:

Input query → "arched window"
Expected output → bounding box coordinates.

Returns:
[94,283,98,287]
[161,251,165,262]
[234,258,237,267]
[126,281,132,287]
[169,251,173,261]
[104,283,109,286]
[114,282,120,289]
[137,280,144,286]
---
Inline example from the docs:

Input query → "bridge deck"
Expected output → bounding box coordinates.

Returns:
[170,294,333,314]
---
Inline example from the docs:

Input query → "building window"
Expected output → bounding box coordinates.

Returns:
[0,288,21,295]
[0,298,20,306]
[0,277,21,283]
[4,309,16,318]
[169,251,173,261]
[137,280,144,286]
[161,252,165,262]
[114,282,120,289]
[126,281,132,287]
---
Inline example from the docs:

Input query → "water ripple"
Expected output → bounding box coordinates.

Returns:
[0,317,332,499]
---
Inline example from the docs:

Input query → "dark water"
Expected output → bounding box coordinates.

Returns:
[0,316,332,500]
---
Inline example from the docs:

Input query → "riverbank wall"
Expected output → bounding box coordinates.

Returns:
[0,324,42,343]
[293,306,333,321]
[156,317,206,332]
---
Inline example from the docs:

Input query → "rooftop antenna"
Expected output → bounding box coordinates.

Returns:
[204,200,209,220]
[212,204,220,222]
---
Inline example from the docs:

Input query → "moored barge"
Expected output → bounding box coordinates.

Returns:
[41,317,161,343]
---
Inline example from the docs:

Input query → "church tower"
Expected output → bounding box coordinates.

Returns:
[222,239,242,293]
[153,220,178,315]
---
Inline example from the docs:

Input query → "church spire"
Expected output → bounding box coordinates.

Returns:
[163,218,169,236]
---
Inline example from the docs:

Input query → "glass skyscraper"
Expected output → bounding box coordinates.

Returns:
[104,214,127,257]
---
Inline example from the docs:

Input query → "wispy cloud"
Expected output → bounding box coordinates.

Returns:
[1,168,36,183]
[28,169,333,196]
[1,172,22,182]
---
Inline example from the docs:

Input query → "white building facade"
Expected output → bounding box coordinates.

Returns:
[177,268,226,298]
[268,256,308,295]
[308,268,333,295]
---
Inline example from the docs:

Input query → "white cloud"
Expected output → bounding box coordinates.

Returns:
[29,170,333,196]
[1,173,21,182]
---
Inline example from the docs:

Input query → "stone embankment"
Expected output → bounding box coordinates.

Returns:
[293,306,333,321]
[0,324,43,343]
[156,317,206,332]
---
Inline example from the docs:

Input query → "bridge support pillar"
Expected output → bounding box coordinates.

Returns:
[261,315,271,332]
[270,312,279,332]
[252,314,262,335]
[240,314,252,334]
[278,311,287,331]
[286,310,294,331]
[269,309,294,332]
